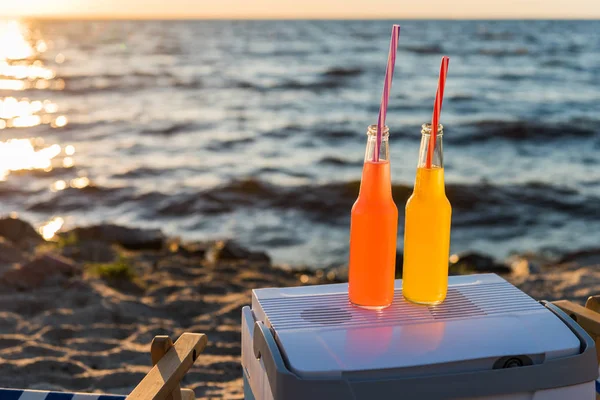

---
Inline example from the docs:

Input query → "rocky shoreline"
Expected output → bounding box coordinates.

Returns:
[0,216,598,398]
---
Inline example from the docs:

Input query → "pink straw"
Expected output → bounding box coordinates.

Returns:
[372,25,401,162]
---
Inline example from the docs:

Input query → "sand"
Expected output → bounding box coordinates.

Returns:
[0,220,598,399]
[0,231,325,399]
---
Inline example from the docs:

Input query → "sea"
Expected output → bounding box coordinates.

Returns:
[0,19,599,267]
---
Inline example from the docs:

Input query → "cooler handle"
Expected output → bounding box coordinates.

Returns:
[253,321,296,397]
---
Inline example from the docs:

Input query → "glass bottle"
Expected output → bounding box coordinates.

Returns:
[403,123,452,305]
[348,125,398,310]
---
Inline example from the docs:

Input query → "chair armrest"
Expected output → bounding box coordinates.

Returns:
[126,333,208,400]
[553,300,600,363]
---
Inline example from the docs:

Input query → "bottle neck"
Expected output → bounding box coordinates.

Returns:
[417,124,444,168]
[414,123,445,196]
[364,125,390,163]
[359,125,392,199]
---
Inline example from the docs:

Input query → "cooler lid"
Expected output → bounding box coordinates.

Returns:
[252,274,581,378]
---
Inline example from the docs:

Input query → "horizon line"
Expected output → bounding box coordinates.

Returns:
[2,15,600,21]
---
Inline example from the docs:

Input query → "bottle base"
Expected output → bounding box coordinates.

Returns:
[403,295,445,306]
[350,301,392,311]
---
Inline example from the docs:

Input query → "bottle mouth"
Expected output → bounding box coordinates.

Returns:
[367,124,390,136]
[421,123,444,135]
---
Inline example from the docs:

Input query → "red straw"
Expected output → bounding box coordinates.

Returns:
[425,56,450,169]
[372,25,400,162]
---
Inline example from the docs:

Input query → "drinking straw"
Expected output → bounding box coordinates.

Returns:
[372,24,401,162]
[425,56,450,168]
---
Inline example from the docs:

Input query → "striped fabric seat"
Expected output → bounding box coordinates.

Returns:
[0,389,125,400]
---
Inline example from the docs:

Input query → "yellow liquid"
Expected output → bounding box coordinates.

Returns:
[403,167,452,305]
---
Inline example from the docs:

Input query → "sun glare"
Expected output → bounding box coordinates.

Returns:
[38,216,64,240]
[0,139,64,180]
[0,21,33,60]
[0,20,73,181]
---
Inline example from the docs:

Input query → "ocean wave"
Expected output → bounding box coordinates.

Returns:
[318,156,362,166]
[403,44,444,54]
[476,30,514,41]
[0,185,29,197]
[497,73,527,81]
[275,78,346,91]
[152,179,600,227]
[478,48,529,56]
[205,136,255,151]
[62,74,202,93]
[62,71,174,80]
[319,127,360,140]
[234,80,259,90]
[263,124,304,138]
[112,167,167,179]
[449,94,475,102]
[155,179,392,223]
[447,180,596,219]
[233,77,349,92]
[453,121,597,143]
[19,174,593,225]
[141,122,212,136]
[541,59,579,68]
[11,166,77,178]
[257,167,313,178]
[322,67,364,77]
[27,185,129,212]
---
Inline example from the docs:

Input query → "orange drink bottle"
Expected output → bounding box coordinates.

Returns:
[348,125,398,310]
[403,123,451,305]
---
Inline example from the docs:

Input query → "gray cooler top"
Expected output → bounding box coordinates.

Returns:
[246,274,598,399]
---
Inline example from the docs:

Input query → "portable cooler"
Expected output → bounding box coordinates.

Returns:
[241,274,598,399]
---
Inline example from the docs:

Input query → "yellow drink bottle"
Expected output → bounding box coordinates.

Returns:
[403,123,451,305]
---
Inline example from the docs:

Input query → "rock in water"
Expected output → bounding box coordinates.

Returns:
[207,240,271,264]
[559,248,600,266]
[0,217,43,245]
[505,253,548,276]
[64,225,165,250]
[1,254,80,289]
[449,251,511,275]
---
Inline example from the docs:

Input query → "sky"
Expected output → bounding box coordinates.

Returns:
[1,0,600,19]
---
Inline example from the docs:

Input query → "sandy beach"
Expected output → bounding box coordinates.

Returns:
[0,217,598,399]
[0,218,333,399]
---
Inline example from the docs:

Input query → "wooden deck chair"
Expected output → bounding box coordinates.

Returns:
[552,298,600,399]
[0,333,207,400]
[127,333,207,400]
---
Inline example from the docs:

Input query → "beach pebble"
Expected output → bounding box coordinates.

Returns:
[449,251,511,275]
[61,240,117,263]
[63,224,165,250]
[0,237,27,266]
[0,217,43,246]
[0,254,80,290]
[179,241,210,258]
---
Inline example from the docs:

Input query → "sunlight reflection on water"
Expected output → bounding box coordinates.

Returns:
[0,139,61,179]
[0,20,75,236]
[0,21,73,179]
[0,20,68,129]
[38,216,64,240]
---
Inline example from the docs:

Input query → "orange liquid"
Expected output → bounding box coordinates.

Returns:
[349,161,398,309]
[403,167,451,305]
